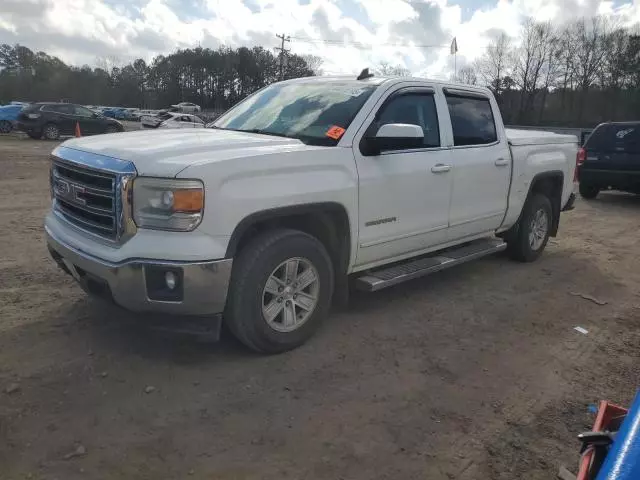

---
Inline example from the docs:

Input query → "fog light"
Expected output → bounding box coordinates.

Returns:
[165,271,177,290]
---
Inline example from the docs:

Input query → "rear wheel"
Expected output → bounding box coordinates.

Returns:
[579,183,600,199]
[43,123,60,140]
[507,193,553,263]
[0,120,12,134]
[225,229,334,354]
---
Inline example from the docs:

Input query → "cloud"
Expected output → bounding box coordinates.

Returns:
[0,0,639,77]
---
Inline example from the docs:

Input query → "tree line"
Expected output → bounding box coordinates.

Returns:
[0,44,321,110]
[459,17,640,128]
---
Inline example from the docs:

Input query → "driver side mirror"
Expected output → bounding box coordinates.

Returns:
[360,123,424,156]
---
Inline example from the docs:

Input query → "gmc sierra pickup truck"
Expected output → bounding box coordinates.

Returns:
[46,73,578,353]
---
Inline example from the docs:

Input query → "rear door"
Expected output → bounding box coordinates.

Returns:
[443,89,511,240]
[44,104,75,135]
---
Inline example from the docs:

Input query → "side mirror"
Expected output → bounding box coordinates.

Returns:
[361,123,424,156]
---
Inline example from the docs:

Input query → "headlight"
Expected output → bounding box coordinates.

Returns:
[132,178,204,231]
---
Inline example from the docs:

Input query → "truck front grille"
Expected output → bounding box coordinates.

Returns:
[52,160,118,239]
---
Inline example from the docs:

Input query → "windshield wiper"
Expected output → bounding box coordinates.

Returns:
[243,128,291,138]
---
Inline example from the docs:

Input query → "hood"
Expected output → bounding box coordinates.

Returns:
[60,129,309,177]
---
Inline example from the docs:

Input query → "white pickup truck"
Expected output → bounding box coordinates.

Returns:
[46,74,578,353]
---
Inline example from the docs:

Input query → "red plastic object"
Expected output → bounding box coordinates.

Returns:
[577,400,628,480]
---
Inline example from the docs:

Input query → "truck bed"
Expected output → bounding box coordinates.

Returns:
[506,128,578,146]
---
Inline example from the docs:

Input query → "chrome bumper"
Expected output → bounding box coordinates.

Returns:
[46,227,232,316]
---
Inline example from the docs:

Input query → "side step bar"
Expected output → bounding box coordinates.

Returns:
[355,238,507,292]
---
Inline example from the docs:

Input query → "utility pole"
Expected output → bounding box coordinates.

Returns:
[275,33,290,81]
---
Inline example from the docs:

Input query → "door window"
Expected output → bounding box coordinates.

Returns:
[73,105,95,117]
[445,94,497,146]
[375,93,440,149]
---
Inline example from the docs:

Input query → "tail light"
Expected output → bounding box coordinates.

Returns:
[574,147,586,181]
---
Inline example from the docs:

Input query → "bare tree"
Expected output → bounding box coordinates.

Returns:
[456,65,477,85]
[301,54,324,76]
[375,62,411,77]
[572,16,612,121]
[512,19,555,122]
[475,32,512,99]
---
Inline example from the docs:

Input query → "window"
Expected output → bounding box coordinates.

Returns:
[586,124,640,154]
[181,116,192,122]
[445,94,497,146]
[73,105,94,117]
[43,104,74,114]
[375,93,440,149]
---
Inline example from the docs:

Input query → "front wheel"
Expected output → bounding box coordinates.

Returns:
[507,193,553,262]
[579,183,600,199]
[225,229,334,354]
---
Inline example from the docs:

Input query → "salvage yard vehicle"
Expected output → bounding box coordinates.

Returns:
[171,101,201,113]
[45,74,578,353]
[577,121,640,199]
[0,104,23,133]
[18,103,124,140]
[141,111,204,129]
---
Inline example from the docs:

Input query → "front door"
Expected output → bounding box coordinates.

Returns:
[72,105,102,134]
[353,86,453,268]
[443,91,511,240]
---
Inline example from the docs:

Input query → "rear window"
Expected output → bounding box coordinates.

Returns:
[586,124,640,153]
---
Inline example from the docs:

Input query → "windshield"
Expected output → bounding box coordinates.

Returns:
[212,81,377,145]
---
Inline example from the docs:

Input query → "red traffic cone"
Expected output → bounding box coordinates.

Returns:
[75,122,82,137]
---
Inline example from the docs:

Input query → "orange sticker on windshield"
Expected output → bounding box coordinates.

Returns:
[326,125,346,140]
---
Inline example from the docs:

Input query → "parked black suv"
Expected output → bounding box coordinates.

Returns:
[578,122,640,199]
[18,103,124,140]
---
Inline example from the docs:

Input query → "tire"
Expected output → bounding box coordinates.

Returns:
[0,120,12,134]
[225,229,334,354]
[579,183,600,199]
[507,193,553,263]
[43,123,60,140]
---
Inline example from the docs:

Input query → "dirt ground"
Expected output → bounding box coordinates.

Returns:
[0,134,638,480]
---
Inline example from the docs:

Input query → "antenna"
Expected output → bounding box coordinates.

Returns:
[357,68,374,80]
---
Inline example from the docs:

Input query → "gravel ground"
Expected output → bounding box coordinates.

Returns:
[0,135,639,480]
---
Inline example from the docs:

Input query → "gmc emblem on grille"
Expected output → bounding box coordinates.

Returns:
[54,178,86,205]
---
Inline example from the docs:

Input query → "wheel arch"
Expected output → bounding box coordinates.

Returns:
[526,171,564,237]
[226,202,352,276]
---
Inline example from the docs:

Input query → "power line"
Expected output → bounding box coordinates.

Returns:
[289,35,450,50]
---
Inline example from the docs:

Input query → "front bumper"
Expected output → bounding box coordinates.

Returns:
[46,227,232,316]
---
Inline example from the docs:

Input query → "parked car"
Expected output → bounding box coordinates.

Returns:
[18,102,124,140]
[0,104,23,133]
[578,122,640,198]
[45,75,578,353]
[141,112,204,129]
[171,102,201,113]
[122,108,142,121]
[101,107,128,120]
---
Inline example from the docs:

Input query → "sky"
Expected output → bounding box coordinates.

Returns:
[1,0,640,78]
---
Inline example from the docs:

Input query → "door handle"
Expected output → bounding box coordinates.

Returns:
[431,164,451,173]
[495,158,509,167]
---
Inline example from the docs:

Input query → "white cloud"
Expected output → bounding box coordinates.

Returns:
[1,0,639,77]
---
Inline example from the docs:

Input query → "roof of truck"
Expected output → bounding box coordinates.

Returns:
[279,74,493,95]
